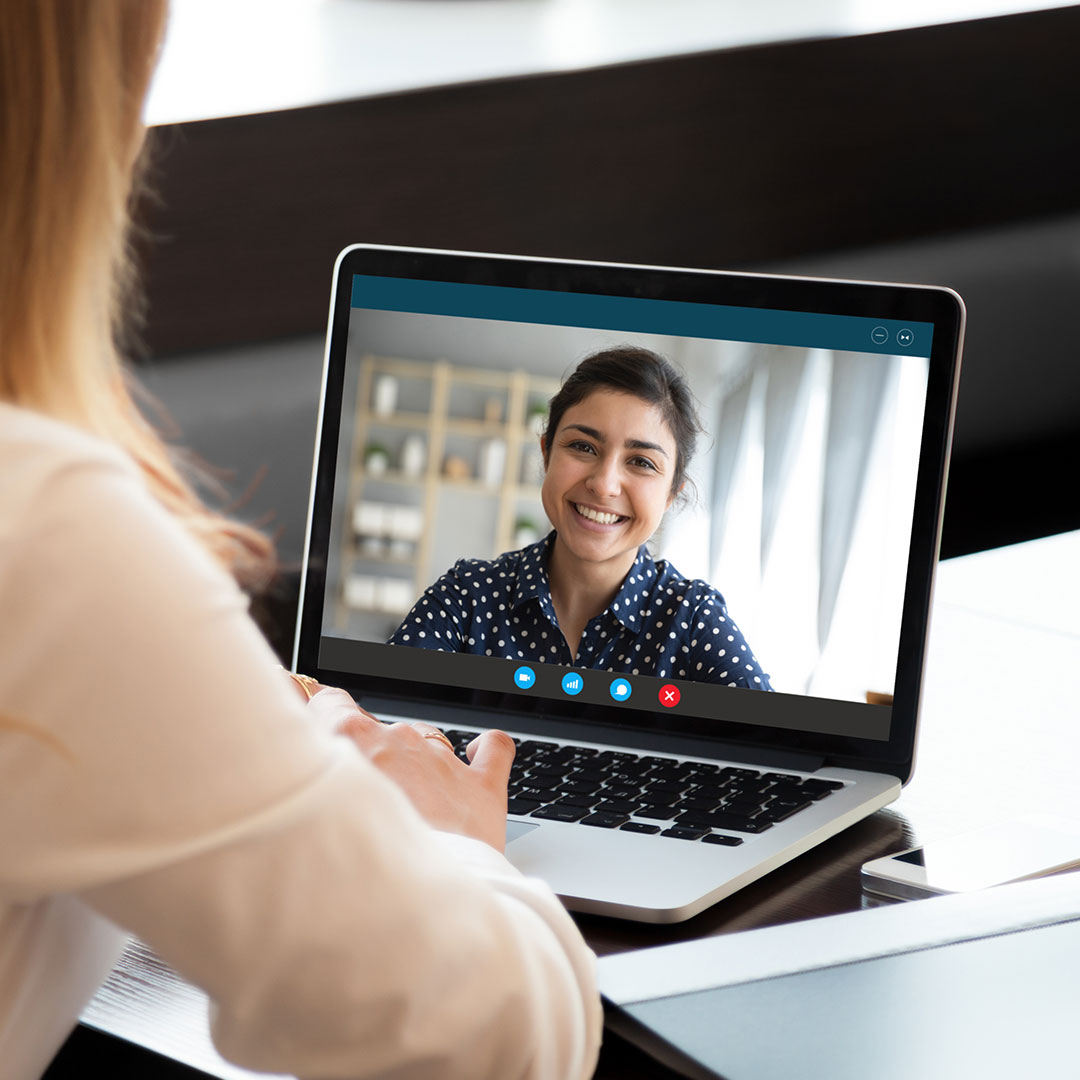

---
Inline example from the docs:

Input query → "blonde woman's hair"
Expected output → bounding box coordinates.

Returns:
[0,0,274,589]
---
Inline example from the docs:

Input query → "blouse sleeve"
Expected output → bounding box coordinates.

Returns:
[0,452,600,1080]
[687,586,774,690]
[387,561,471,651]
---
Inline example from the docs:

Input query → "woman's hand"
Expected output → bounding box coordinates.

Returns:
[306,688,515,853]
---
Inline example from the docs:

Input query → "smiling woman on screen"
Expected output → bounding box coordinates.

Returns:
[389,346,772,690]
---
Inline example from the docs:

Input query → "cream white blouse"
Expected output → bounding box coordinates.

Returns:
[0,403,601,1080]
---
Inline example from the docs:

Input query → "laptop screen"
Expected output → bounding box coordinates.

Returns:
[298,248,961,772]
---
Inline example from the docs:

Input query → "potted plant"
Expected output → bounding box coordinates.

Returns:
[364,441,390,476]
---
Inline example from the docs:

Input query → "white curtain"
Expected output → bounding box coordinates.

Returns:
[701,347,910,699]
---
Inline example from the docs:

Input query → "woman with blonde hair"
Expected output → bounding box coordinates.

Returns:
[0,4,600,1078]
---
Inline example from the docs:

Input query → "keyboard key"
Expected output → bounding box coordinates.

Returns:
[681,795,724,812]
[529,764,570,778]
[706,813,773,834]
[686,762,723,777]
[593,799,639,815]
[554,794,599,809]
[621,821,662,835]
[531,804,589,822]
[521,773,565,790]
[762,772,801,783]
[648,766,685,783]
[518,740,558,753]
[764,781,806,798]
[801,778,845,795]
[688,782,730,799]
[569,768,607,784]
[643,781,689,796]
[638,789,679,806]
[720,767,762,781]
[674,811,734,829]
[607,763,654,780]
[601,784,645,801]
[562,780,604,796]
[760,799,814,823]
[512,787,553,802]
[722,797,768,814]
[507,797,544,816]
[635,804,681,821]
[702,833,744,847]
[581,811,631,828]
[662,826,709,841]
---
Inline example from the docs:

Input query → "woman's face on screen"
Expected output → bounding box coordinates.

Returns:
[541,389,678,572]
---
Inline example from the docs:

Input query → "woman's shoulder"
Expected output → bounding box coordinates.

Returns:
[652,557,730,611]
[0,402,141,541]
[0,403,135,489]
[443,538,544,589]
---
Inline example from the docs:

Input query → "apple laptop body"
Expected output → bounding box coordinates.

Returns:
[294,245,964,922]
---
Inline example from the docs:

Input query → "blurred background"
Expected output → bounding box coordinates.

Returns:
[131,0,1080,660]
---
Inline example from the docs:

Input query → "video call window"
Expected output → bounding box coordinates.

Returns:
[322,305,929,709]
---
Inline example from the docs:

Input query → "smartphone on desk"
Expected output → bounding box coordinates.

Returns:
[861,815,1080,902]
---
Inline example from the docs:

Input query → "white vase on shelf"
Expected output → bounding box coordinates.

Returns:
[373,374,398,416]
[479,438,506,487]
[401,434,426,478]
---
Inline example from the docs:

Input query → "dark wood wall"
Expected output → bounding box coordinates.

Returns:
[136,6,1080,355]
[134,5,1080,555]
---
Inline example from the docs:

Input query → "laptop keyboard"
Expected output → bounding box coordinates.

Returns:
[441,729,844,845]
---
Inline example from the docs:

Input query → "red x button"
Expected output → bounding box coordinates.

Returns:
[658,684,681,708]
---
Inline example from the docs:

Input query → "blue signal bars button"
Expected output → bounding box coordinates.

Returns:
[561,671,584,696]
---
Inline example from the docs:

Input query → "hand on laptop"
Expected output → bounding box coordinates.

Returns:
[307,688,515,852]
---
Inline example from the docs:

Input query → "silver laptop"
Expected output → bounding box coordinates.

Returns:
[293,244,964,923]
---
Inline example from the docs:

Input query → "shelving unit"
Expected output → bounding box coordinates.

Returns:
[334,354,558,637]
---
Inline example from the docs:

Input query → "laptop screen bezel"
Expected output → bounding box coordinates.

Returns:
[295,245,963,783]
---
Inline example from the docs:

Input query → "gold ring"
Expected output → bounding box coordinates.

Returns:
[421,729,455,751]
[288,671,321,701]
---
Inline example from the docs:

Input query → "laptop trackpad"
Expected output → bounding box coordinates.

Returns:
[507,820,541,846]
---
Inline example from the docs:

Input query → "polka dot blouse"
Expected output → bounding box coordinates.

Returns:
[387,532,772,690]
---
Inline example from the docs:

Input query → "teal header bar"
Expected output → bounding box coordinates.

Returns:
[351,274,934,357]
